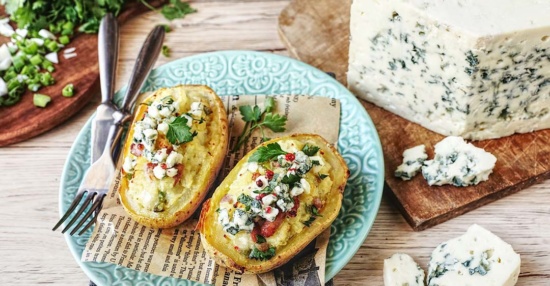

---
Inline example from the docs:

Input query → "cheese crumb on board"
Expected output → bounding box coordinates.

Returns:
[422,136,496,187]
[428,224,521,286]
[384,253,425,286]
[395,144,427,180]
[348,0,550,140]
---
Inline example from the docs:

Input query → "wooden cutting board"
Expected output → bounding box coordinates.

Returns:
[0,1,165,146]
[278,0,550,230]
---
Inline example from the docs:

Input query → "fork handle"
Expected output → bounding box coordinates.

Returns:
[98,13,119,104]
[119,25,165,115]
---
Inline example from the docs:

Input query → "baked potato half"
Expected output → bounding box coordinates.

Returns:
[119,85,228,229]
[198,134,349,273]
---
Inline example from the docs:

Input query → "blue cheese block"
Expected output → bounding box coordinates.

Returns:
[348,0,550,140]
[428,224,521,286]
[395,144,427,180]
[384,253,425,286]
[422,136,496,187]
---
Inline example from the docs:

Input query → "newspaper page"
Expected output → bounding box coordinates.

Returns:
[82,94,341,286]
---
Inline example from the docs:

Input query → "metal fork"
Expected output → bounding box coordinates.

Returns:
[52,118,119,235]
[52,25,166,236]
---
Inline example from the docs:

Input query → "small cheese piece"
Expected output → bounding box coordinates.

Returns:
[422,136,496,186]
[384,253,425,286]
[348,0,550,140]
[428,224,521,286]
[395,145,428,180]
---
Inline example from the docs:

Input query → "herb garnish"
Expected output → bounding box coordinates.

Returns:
[167,116,197,145]
[302,144,320,156]
[232,97,287,152]
[249,246,276,261]
[248,143,287,163]
[303,205,322,227]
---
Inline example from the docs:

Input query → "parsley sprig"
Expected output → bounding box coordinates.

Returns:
[232,97,287,152]
[249,246,276,261]
[166,116,197,145]
[248,142,287,163]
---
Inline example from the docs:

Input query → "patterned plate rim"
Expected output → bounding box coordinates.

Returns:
[59,50,384,285]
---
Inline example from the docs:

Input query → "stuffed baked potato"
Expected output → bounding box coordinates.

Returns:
[119,85,228,229]
[198,134,349,273]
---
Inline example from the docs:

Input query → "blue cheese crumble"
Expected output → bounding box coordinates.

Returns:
[395,144,428,180]
[384,253,425,286]
[428,224,521,286]
[422,136,496,187]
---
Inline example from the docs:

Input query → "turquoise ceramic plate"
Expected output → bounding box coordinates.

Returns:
[59,51,384,285]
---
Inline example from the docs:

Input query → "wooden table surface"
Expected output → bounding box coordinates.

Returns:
[1,1,548,285]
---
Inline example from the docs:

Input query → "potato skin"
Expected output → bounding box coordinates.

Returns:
[198,134,349,274]
[119,85,228,229]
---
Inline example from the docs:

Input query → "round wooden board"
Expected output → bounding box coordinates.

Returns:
[0,0,165,146]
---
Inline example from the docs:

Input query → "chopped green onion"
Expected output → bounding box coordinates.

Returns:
[62,83,74,97]
[161,24,171,33]
[40,72,55,86]
[61,22,75,36]
[23,41,39,55]
[58,35,70,45]
[12,56,26,71]
[29,55,42,65]
[33,93,51,108]
[162,45,170,57]
[45,41,59,52]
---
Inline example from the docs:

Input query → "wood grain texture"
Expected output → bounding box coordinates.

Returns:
[0,1,549,286]
[279,0,550,231]
[0,0,165,147]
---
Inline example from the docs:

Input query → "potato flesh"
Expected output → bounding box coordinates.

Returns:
[217,139,334,251]
[124,87,220,217]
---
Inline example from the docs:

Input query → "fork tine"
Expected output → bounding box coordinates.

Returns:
[61,192,96,234]
[77,194,107,236]
[52,191,86,231]
[70,194,106,236]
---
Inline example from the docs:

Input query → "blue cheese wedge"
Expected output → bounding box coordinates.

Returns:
[428,224,521,286]
[384,253,425,286]
[395,145,427,180]
[348,0,550,140]
[422,136,496,186]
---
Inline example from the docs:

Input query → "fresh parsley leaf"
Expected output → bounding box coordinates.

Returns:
[302,216,316,227]
[249,246,276,261]
[318,173,328,180]
[253,186,273,195]
[162,45,170,57]
[255,234,266,244]
[167,116,196,145]
[232,98,287,153]
[237,194,254,211]
[248,143,287,163]
[161,24,172,32]
[303,205,322,227]
[261,113,287,132]
[302,144,320,156]
[161,0,197,21]
[281,174,300,185]
[310,205,322,217]
[264,96,275,113]
[240,105,262,122]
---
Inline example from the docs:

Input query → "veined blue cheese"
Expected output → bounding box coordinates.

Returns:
[348,0,550,140]
[395,144,427,180]
[428,224,521,286]
[384,253,425,286]
[422,136,496,186]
